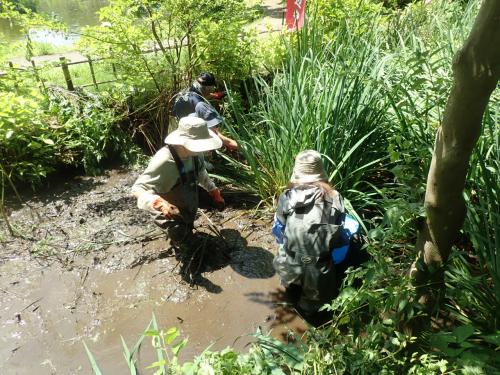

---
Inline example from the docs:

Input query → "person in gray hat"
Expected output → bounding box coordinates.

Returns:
[172,72,238,151]
[272,150,364,317]
[132,116,225,238]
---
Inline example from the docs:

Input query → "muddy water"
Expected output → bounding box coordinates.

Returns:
[0,170,307,374]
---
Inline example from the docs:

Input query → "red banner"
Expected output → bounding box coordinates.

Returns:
[285,0,307,31]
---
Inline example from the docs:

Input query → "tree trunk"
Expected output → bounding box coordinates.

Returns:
[411,0,500,311]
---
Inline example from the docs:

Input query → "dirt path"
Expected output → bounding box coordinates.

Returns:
[0,169,306,374]
[251,0,286,32]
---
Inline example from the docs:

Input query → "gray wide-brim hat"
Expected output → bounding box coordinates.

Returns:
[164,116,222,152]
[290,150,328,184]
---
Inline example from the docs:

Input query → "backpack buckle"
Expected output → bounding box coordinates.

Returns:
[301,255,312,264]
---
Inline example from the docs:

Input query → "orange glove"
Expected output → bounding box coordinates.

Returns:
[208,188,225,210]
[152,197,180,219]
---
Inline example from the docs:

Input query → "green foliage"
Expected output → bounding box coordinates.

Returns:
[85,316,305,375]
[430,323,497,367]
[464,104,500,312]
[309,0,384,37]
[383,0,478,193]
[195,20,257,82]
[47,88,138,175]
[225,25,390,209]
[79,0,257,93]
[0,0,65,60]
[0,79,138,188]
[253,31,288,75]
[0,89,56,186]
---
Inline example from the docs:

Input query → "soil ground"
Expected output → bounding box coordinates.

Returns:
[0,168,307,375]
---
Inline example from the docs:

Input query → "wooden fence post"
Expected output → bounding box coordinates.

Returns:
[87,55,99,90]
[108,47,118,78]
[59,56,74,91]
[30,59,47,94]
[111,61,117,79]
[8,61,19,93]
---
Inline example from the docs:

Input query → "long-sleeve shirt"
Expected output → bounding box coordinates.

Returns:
[131,147,215,210]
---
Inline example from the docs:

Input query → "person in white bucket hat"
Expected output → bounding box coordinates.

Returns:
[271,150,366,321]
[131,116,225,238]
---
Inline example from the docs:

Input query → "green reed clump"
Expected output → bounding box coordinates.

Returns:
[226,24,390,210]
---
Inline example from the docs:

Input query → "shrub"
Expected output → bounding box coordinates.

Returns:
[0,90,56,187]
[47,88,138,175]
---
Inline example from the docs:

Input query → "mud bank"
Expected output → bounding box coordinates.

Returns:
[0,169,307,374]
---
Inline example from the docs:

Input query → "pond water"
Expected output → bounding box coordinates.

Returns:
[0,0,108,45]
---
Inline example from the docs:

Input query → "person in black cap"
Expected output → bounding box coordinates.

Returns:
[172,73,238,151]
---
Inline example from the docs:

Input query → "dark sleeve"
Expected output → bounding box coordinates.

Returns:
[276,191,289,224]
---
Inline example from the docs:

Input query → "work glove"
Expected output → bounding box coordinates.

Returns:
[211,91,226,100]
[152,197,180,219]
[208,188,225,210]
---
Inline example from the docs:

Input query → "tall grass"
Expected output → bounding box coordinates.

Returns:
[226,23,390,211]
[462,107,500,329]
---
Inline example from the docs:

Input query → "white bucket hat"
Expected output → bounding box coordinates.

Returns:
[164,116,222,152]
[290,150,328,184]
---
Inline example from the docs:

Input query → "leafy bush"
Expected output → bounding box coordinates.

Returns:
[79,0,258,93]
[0,90,57,187]
[0,79,138,189]
[195,20,257,82]
[47,88,138,175]
[310,0,384,37]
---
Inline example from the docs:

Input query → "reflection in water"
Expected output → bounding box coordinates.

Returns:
[28,29,76,46]
[0,0,108,44]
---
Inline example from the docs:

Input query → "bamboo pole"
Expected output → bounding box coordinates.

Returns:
[30,59,47,94]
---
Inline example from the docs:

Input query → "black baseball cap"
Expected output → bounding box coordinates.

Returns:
[197,72,216,87]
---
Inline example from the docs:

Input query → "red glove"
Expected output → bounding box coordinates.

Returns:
[211,91,226,100]
[208,188,225,210]
[152,197,180,219]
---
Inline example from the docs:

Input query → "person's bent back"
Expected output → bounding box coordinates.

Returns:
[272,150,345,315]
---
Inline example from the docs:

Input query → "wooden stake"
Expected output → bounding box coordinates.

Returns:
[59,56,74,91]
[87,55,98,90]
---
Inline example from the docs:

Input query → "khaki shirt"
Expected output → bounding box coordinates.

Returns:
[131,147,215,197]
